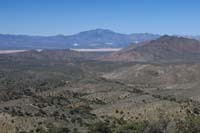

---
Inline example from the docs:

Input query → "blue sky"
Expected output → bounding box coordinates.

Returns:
[0,0,199,35]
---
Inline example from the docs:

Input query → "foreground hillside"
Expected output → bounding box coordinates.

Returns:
[0,49,200,132]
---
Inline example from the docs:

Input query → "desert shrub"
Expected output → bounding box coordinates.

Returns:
[120,111,124,114]
[88,117,149,133]
[115,110,119,114]
[93,98,106,105]
[76,117,83,125]
[88,112,174,133]
[47,123,70,133]
[193,107,200,114]
[113,120,149,133]
[88,121,112,133]
[16,131,29,133]
[35,127,47,133]
[176,114,200,133]
[58,128,70,133]
[72,128,78,133]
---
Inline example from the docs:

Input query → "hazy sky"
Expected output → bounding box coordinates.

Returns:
[0,0,199,35]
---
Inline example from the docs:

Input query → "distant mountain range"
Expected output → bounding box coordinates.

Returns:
[0,29,200,50]
[101,36,200,62]
[0,29,160,50]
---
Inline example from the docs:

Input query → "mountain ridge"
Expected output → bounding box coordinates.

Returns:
[0,29,160,50]
[101,35,200,62]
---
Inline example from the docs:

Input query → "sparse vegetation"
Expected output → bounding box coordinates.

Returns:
[1,50,200,133]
